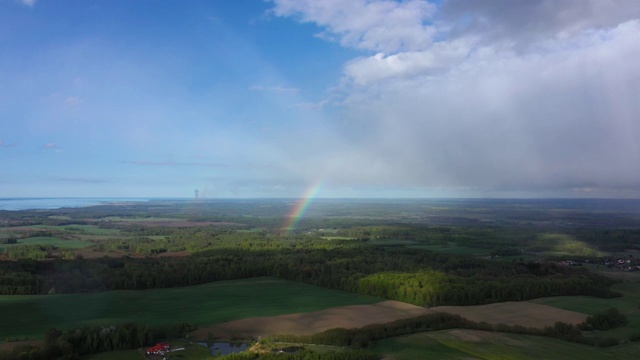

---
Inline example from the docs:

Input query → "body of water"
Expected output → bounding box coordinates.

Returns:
[0,198,150,211]
[198,342,249,356]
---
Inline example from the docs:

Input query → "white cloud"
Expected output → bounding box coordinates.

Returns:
[269,0,439,52]
[343,38,472,86]
[335,21,640,192]
[269,1,640,197]
[18,0,36,7]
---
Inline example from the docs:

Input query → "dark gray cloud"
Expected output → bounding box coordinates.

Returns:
[441,0,640,48]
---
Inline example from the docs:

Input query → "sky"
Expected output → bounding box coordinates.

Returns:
[1,0,639,199]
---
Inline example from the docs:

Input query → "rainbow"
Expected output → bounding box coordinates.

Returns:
[282,181,323,233]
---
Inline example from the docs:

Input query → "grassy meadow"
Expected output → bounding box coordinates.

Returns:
[373,329,640,360]
[0,236,93,251]
[83,349,144,360]
[0,277,382,341]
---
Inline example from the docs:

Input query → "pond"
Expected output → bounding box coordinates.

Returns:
[197,342,249,356]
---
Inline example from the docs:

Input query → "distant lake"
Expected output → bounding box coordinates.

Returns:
[198,342,248,356]
[0,198,150,211]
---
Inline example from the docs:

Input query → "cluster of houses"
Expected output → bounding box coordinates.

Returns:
[555,257,640,272]
[604,258,640,272]
[146,343,170,356]
[145,343,185,358]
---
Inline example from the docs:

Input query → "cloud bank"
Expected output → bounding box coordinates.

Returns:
[270,0,640,197]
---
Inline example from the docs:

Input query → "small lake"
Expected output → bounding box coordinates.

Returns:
[197,342,249,355]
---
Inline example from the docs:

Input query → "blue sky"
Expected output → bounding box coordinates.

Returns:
[1,0,639,198]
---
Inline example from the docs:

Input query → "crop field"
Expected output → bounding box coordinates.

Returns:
[433,301,586,327]
[83,349,144,360]
[0,277,382,341]
[531,282,640,339]
[373,329,640,360]
[1,224,121,238]
[193,299,587,340]
[62,225,122,236]
[0,236,93,250]
[192,300,431,339]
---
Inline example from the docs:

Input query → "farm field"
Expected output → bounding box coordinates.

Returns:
[530,282,640,339]
[0,277,383,341]
[83,349,144,360]
[0,236,93,251]
[193,299,588,339]
[373,329,640,360]
[433,301,587,327]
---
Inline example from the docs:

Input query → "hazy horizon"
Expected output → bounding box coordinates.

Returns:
[2,1,639,199]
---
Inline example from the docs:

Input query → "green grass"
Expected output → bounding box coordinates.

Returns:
[63,225,121,236]
[365,239,418,246]
[103,217,184,222]
[373,330,640,360]
[0,237,93,250]
[408,244,490,255]
[320,236,354,240]
[0,277,383,341]
[528,233,604,257]
[83,349,144,360]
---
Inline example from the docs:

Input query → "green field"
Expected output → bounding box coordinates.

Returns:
[0,277,383,341]
[531,282,640,339]
[83,349,144,360]
[0,236,93,251]
[408,244,490,256]
[62,225,121,236]
[373,329,640,360]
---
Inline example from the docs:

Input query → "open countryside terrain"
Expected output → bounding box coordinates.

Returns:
[0,277,382,340]
[2,199,640,360]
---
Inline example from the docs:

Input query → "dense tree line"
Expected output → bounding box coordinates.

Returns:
[0,240,618,305]
[580,308,628,331]
[0,322,194,360]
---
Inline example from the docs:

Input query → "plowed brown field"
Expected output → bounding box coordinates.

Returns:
[191,300,587,339]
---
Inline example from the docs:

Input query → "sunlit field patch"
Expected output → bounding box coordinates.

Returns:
[0,277,382,341]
